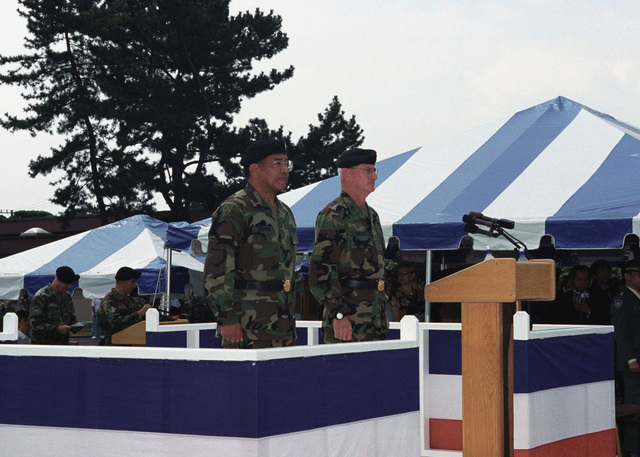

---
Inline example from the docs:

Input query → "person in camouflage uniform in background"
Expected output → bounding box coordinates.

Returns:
[98,267,153,345]
[29,266,80,345]
[310,148,388,343]
[204,139,298,349]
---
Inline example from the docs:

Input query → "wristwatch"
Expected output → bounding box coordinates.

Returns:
[335,312,344,320]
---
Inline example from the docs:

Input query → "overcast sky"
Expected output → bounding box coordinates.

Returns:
[1,0,640,214]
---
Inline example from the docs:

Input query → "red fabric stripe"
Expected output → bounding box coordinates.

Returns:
[429,419,614,456]
[429,418,462,451]
[514,429,616,457]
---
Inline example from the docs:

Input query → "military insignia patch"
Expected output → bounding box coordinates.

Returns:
[614,299,623,309]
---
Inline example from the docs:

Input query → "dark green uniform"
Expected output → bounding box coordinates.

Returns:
[310,192,388,343]
[29,284,77,345]
[203,183,298,348]
[611,286,640,453]
[97,289,147,345]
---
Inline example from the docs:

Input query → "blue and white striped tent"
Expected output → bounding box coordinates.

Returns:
[0,215,204,299]
[169,96,640,254]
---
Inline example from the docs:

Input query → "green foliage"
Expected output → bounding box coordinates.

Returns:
[289,96,364,189]
[1,1,365,221]
[1,0,153,224]
[232,95,365,196]
[11,210,54,219]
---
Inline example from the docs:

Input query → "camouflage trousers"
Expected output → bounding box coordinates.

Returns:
[223,338,296,349]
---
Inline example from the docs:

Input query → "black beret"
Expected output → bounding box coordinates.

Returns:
[623,259,640,275]
[56,266,80,284]
[240,139,287,167]
[336,148,377,169]
[115,267,142,281]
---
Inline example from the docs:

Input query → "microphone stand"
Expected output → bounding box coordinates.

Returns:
[466,223,532,259]
[464,220,534,317]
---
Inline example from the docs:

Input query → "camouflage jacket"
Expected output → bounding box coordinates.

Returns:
[98,288,146,345]
[29,284,77,345]
[309,192,388,341]
[203,183,298,342]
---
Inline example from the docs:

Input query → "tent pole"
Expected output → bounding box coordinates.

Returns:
[161,248,172,318]
[425,250,432,322]
[166,248,172,298]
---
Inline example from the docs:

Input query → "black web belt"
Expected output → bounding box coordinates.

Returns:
[235,279,292,293]
[340,278,385,291]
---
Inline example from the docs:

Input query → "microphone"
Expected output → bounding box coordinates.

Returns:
[467,211,515,230]
[463,223,500,238]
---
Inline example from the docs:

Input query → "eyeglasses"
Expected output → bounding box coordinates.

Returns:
[259,159,293,171]
[351,167,378,175]
[398,271,414,276]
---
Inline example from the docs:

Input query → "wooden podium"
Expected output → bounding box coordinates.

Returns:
[424,258,555,457]
[111,319,189,346]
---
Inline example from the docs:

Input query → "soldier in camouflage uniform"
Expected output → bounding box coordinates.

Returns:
[29,266,80,345]
[310,148,388,343]
[204,139,298,349]
[98,267,153,345]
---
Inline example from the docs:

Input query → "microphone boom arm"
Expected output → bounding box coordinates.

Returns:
[462,212,531,258]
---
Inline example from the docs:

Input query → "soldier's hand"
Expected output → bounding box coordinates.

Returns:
[57,324,71,335]
[221,322,243,343]
[138,304,153,316]
[630,361,640,373]
[333,318,352,341]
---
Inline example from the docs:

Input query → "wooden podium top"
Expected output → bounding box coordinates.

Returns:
[111,318,189,346]
[424,258,556,303]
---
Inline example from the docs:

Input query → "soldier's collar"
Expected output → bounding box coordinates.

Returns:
[246,183,282,212]
[341,191,371,215]
[111,288,126,299]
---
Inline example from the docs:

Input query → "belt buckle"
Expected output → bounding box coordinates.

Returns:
[377,280,385,292]
[283,280,292,293]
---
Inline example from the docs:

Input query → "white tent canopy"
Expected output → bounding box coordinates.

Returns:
[169,96,640,258]
[0,215,204,299]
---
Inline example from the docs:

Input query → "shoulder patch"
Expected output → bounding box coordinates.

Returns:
[614,299,624,309]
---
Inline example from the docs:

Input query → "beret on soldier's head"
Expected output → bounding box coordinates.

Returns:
[336,148,377,169]
[240,139,287,167]
[115,266,142,281]
[623,259,640,275]
[56,266,79,284]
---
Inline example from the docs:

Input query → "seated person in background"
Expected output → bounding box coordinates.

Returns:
[389,262,425,322]
[16,308,31,344]
[98,267,153,345]
[168,298,189,320]
[554,265,593,324]
[588,259,614,325]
